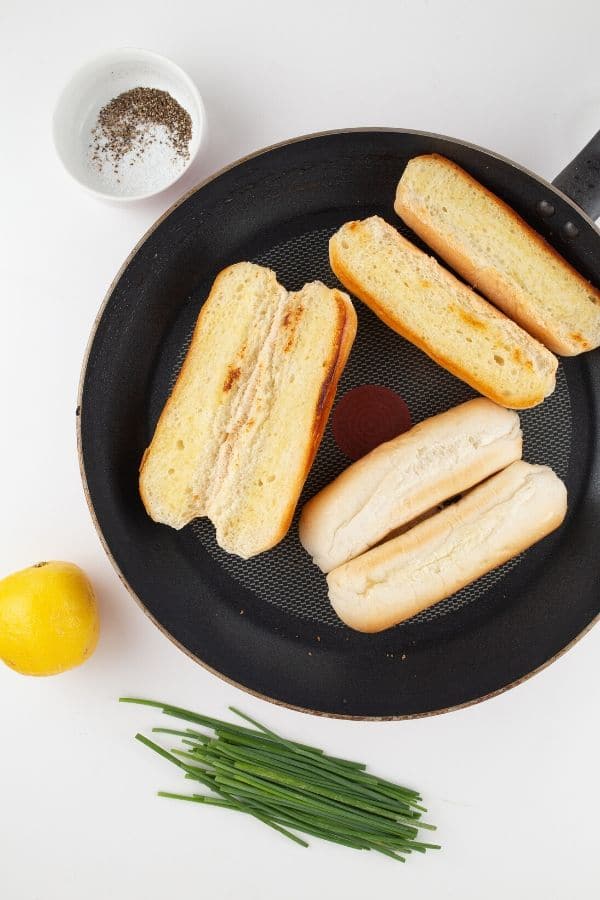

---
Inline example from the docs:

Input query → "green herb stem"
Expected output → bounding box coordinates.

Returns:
[121,697,438,861]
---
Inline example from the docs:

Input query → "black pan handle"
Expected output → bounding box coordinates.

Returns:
[553,129,600,220]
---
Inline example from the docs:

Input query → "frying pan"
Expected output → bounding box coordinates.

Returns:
[78,127,600,718]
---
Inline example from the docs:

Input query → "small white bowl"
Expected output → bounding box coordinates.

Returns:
[53,48,206,201]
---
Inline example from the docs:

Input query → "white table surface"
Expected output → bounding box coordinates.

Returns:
[2,1,599,897]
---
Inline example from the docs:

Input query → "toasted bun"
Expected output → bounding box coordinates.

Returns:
[299,398,522,572]
[327,461,567,632]
[395,154,600,356]
[139,263,357,558]
[329,216,557,409]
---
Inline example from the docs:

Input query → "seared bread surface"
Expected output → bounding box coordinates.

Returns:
[395,154,600,356]
[329,216,558,409]
[140,262,357,558]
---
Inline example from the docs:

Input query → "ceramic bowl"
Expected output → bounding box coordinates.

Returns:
[52,48,206,201]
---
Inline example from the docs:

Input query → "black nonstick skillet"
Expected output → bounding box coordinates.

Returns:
[78,128,600,718]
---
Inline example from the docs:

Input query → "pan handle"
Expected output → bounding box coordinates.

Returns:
[552,129,600,220]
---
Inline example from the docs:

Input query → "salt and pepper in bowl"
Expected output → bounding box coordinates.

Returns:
[52,48,206,201]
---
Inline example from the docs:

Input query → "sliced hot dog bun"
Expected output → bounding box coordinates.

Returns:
[329,216,557,408]
[139,263,357,558]
[394,154,600,356]
[140,263,286,531]
[327,461,567,633]
[209,280,357,557]
[299,398,522,573]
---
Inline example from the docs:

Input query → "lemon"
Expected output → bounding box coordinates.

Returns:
[0,561,99,676]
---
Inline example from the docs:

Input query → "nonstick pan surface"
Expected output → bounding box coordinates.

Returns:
[79,129,600,718]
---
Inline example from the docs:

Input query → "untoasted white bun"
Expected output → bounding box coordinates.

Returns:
[327,460,567,632]
[299,398,522,573]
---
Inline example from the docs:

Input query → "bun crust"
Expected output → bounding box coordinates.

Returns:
[330,217,557,409]
[327,461,567,632]
[299,398,522,573]
[139,264,356,558]
[395,154,600,356]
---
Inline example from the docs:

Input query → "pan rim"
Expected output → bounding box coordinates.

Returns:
[77,126,600,720]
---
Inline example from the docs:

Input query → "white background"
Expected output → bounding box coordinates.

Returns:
[1,1,599,898]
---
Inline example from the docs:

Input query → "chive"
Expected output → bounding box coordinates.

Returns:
[214,727,388,793]
[208,788,371,850]
[148,699,363,771]
[228,760,433,828]
[210,781,309,848]
[136,733,307,847]
[233,793,406,857]
[185,752,420,839]
[210,768,419,846]
[209,780,412,856]
[228,707,368,771]
[121,698,346,760]
[172,748,210,764]
[151,727,195,738]
[121,698,439,861]
[198,751,421,839]
[215,728,421,810]
[152,727,211,744]
[157,792,236,810]
[210,770,419,840]
[193,763,420,843]
[135,733,190,770]
[190,756,422,840]
[208,739,417,814]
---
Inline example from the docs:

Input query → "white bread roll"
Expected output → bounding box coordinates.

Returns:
[395,154,600,356]
[298,398,522,573]
[327,461,567,633]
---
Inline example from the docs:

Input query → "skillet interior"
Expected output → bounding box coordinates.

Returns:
[79,130,600,717]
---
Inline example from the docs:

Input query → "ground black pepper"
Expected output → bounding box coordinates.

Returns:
[89,87,192,175]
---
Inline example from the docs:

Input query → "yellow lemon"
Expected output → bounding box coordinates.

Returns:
[0,561,99,675]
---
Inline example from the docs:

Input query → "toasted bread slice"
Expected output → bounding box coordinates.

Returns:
[395,154,600,356]
[207,280,357,556]
[139,263,357,558]
[140,263,286,530]
[330,216,557,409]
[327,461,567,632]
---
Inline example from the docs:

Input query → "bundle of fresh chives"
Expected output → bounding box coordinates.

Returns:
[120,697,440,862]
